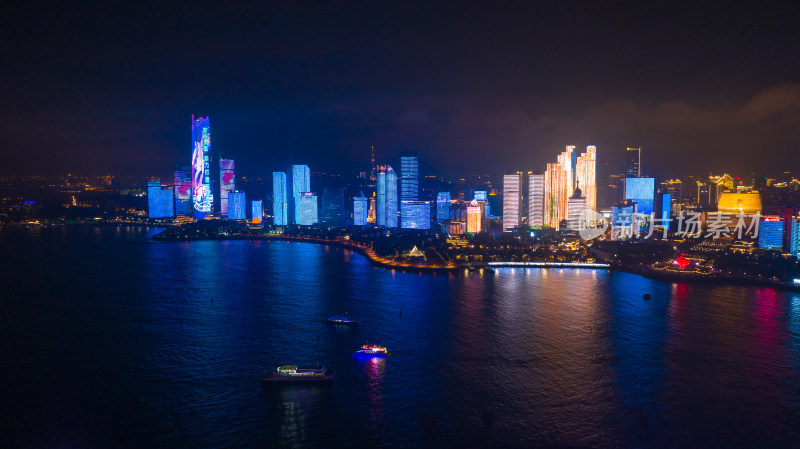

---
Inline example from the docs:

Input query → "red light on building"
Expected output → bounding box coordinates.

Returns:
[676,254,690,269]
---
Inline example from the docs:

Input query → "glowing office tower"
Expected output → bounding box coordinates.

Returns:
[436,192,451,221]
[354,192,368,226]
[759,216,783,249]
[219,159,235,217]
[377,167,387,226]
[400,200,431,229]
[790,217,800,257]
[473,190,490,216]
[624,177,655,215]
[400,152,419,202]
[272,172,288,226]
[296,192,318,225]
[528,174,544,228]
[191,115,213,219]
[626,147,641,177]
[502,173,521,231]
[386,166,398,228]
[229,191,246,220]
[575,146,597,211]
[466,199,482,234]
[251,200,263,223]
[544,163,565,228]
[567,187,586,230]
[367,195,376,223]
[292,164,311,224]
[148,181,174,218]
[173,165,192,217]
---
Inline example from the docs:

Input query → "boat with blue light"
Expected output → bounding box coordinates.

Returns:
[327,313,360,325]
[262,365,334,384]
[353,344,388,357]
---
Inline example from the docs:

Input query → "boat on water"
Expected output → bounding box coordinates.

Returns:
[327,313,360,325]
[261,365,334,383]
[353,344,388,357]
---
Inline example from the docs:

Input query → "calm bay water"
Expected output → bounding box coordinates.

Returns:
[2,226,800,448]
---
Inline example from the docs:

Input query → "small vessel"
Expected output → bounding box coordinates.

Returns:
[327,313,360,325]
[353,344,388,357]
[261,365,334,383]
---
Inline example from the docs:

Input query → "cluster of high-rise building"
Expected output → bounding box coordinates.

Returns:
[502,145,597,232]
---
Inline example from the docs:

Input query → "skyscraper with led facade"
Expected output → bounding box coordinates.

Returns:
[386,166,398,227]
[789,217,800,257]
[251,200,263,223]
[575,145,597,211]
[173,165,192,217]
[219,159,235,217]
[567,187,586,230]
[229,191,247,220]
[191,115,213,220]
[528,174,544,228]
[436,192,451,221]
[354,192,368,226]
[400,152,419,202]
[466,199,482,234]
[624,177,655,215]
[474,190,489,217]
[377,167,387,226]
[503,173,521,231]
[759,216,783,249]
[400,201,431,229]
[148,181,174,218]
[292,164,311,224]
[272,172,288,226]
[296,192,318,225]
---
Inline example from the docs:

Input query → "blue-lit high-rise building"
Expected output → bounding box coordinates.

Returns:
[272,172,288,226]
[789,217,800,257]
[400,152,419,202]
[474,190,489,217]
[377,168,387,226]
[759,216,784,250]
[229,191,247,220]
[386,166,398,227]
[321,188,345,226]
[251,200,263,223]
[436,192,451,221]
[173,165,192,217]
[148,181,174,218]
[401,201,431,229]
[191,115,213,220]
[296,192,318,225]
[661,193,672,222]
[354,192,368,226]
[625,177,655,216]
[292,164,311,224]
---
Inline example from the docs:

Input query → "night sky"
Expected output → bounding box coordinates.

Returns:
[2,2,799,179]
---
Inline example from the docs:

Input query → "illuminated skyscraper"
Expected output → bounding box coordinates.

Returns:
[148,181,174,218]
[219,159,235,217]
[386,166,398,228]
[173,165,192,217]
[567,187,586,230]
[297,192,318,225]
[251,200,263,223]
[354,192,368,226]
[400,200,430,229]
[759,216,783,249]
[502,173,521,231]
[528,174,544,228]
[624,177,655,215]
[474,190,489,217]
[191,115,213,220]
[292,164,311,224]
[400,152,419,201]
[367,194,376,223]
[436,192,451,221]
[789,217,800,257]
[466,199,482,234]
[229,191,246,220]
[272,172,288,226]
[321,188,345,226]
[626,147,641,177]
[377,168,387,226]
[575,146,597,211]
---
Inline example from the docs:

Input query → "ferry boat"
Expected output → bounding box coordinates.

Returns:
[327,313,360,325]
[261,365,334,383]
[353,344,388,357]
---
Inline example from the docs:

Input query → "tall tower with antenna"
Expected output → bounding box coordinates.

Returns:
[369,145,377,182]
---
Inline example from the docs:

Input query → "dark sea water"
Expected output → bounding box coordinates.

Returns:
[2,226,800,448]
